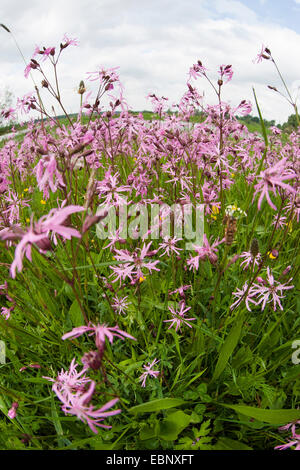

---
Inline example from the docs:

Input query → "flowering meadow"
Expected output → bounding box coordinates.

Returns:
[0,34,299,450]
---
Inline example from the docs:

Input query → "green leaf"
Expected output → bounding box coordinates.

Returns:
[140,423,158,440]
[69,299,84,327]
[211,312,244,382]
[252,87,268,148]
[221,404,300,425]
[51,395,63,436]
[214,437,252,450]
[129,398,186,414]
[0,396,7,415]
[232,345,253,369]
[159,410,191,441]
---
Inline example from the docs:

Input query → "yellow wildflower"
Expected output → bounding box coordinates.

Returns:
[267,251,277,260]
[212,205,219,215]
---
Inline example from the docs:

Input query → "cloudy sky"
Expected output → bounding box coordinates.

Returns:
[1,0,300,124]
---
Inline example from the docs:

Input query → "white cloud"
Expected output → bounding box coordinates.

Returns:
[0,0,299,124]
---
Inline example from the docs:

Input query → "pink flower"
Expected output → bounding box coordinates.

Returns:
[146,93,169,116]
[3,190,30,224]
[169,285,191,297]
[187,234,223,269]
[109,263,136,284]
[43,358,92,404]
[230,282,258,312]
[62,323,136,350]
[218,64,233,83]
[37,205,84,241]
[81,350,102,370]
[110,242,160,283]
[253,44,271,64]
[272,215,287,229]
[34,155,66,199]
[32,46,55,62]
[240,251,261,270]
[16,92,37,114]
[19,363,41,372]
[275,432,300,451]
[139,359,160,387]
[111,295,131,315]
[1,306,13,320]
[164,301,196,333]
[188,61,208,81]
[0,282,8,294]
[5,226,49,279]
[44,360,120,433]
[24,63,33,79]
[270,126,282,135]
[279,420,300,436]
[104,226,126,251]
[235,100,252,116]
[96,171,131,206]
[1,107,16,120]
[61,381,121,433]
[61,34,79,48]
[86,66,120,85]
[251,267,294,311]
[253,158,297,211]
[285,195,300,223]
[158,237,182,257]
[0,205,84,278]
[8,402,19,419]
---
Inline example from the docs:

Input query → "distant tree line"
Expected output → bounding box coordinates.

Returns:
[236,113,299,131]
[236,114,275,127]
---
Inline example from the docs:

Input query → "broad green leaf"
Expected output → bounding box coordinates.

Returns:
[221,404,300,425]
[0,396,7,415]
[159,410,191,441]
[214,437,252,450]
[140,423,158,440]
[211,312,244,382]
[129,398,186,414]
[69,299,84,327]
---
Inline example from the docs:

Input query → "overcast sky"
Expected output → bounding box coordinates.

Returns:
[1,0,300,124]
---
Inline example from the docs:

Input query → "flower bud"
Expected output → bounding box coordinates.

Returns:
[82,212,108,234]
[36,237,52,252]
[250,238,259,257]
[8,402,19,419]
[282,265,292,277]
[81,350,102,370]
[78,80,86,95]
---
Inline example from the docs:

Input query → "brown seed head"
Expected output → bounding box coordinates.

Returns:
[250,238,259,257]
